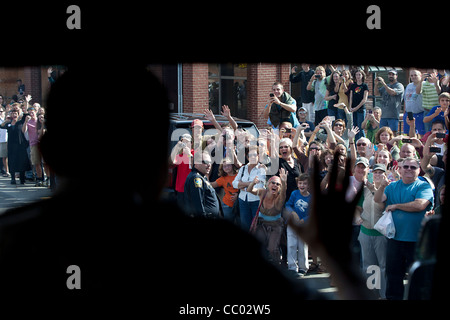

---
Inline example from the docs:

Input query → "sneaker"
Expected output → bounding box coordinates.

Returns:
[298,269,307,277]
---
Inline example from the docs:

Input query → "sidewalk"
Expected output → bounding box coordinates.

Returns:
[0,174,52,215]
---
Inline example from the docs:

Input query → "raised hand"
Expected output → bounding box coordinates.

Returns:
[347,126,360,140]
[278,168,287,183]
[221,105,231,118]
[203,109,216,123]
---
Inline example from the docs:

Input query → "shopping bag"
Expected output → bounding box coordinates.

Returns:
[374,210,396,239]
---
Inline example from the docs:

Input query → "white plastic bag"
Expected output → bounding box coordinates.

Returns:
[374,210,396,239]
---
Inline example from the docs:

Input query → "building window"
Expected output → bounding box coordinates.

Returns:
[208,63,247,119]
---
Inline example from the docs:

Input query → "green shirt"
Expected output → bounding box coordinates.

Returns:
[420,81,439,111]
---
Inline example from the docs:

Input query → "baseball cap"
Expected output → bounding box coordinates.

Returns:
[372,163,386,172]
[355,157,369,168]
[388,69,398,75]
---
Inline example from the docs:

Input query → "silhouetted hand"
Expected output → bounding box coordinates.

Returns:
[288,152,370,299]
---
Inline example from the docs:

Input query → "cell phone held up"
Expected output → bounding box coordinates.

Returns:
[269,93,274,97]
[407,112,414,121]
[429,146,441,153]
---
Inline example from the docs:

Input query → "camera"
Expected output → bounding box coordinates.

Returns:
[429,146,441,153]
[402,138,412,143]
[435,132,446,139]
[314,74,320,79]
[269,93,274,97]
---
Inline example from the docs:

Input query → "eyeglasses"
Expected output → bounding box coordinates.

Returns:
[402,165,418,170]
[357,142,367,147]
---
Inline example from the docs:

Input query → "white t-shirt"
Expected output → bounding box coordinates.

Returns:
[0,119,8,143]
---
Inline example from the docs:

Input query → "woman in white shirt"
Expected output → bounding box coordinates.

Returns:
[232,145,266,231]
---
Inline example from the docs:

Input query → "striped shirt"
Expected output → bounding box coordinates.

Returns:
[420,81,439,111]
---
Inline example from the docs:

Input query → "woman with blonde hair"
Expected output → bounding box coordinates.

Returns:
[248,168,288,264]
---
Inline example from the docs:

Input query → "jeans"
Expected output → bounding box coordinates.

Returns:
[386,239,416,300]
[353,110,366,141]
[239,198,260,232]
[358,232,387,299]
[222,203,235,222]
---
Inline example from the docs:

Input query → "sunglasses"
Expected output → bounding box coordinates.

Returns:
[334,123,344,127]
[357,142,367,147]
[279,145,290,149]
[270,181,281,186]
[402,165,418,170]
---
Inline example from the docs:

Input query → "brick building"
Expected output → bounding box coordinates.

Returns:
[0,66,55,107]
[148,63,425,130]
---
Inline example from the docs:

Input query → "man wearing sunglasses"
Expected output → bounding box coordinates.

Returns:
[374,157,434,300]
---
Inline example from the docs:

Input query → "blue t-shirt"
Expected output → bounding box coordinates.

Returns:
[285,190,311,221]
[425,105,447,124]
[384,179,434,242]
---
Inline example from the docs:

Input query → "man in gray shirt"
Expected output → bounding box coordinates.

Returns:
[375,70,404,135]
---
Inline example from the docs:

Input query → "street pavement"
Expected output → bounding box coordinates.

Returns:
[0,174,341,298]
[0,174,52,215]
[290,265,337,299]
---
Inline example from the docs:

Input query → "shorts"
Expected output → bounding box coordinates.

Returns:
[380,118,399,133]
[0,142,7,158]
[30,145,42,166]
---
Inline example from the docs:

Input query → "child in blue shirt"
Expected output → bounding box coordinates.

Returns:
[423,92,450,127]
[285,174,312,274]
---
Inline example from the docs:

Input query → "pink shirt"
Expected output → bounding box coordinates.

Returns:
[26,118,39,146]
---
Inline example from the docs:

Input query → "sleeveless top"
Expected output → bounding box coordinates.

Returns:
[258,192,282,221]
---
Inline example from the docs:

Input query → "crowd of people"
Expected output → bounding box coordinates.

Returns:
[169,64,447,300]
[0,69,55,188]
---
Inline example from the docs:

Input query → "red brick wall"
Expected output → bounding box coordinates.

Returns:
[182,63,208,114]
[23,66,42,105]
